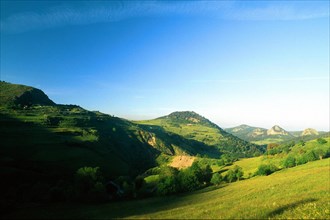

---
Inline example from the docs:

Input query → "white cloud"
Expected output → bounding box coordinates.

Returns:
[1,1,328,33]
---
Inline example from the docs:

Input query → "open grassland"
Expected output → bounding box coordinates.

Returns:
[4,158,329,219]
[252,138,285,145]
[222,137,330,178]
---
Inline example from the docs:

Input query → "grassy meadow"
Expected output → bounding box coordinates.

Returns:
[3,158,329,219]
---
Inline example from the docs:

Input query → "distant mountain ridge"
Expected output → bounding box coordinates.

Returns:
[301,128,319,136]
[225,124,327,145]
[267,125,293,136]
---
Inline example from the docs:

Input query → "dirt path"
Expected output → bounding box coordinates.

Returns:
[170,155,195,169]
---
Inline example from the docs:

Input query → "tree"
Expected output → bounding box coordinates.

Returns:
[159,166,179,177]
[267,143,279,152]
[317,138,327,144]
[75,166,106,201]
[134,175,145,191]
[210,173,222,185]
[157,166,180,195]
[298,140,306,146]
[199,164,213,183]
[283,156,296,168]
[296,155,307,165]
[157,175,180,195]
[226,165,243,182]
[304,150,318,162]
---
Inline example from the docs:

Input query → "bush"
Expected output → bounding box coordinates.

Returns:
[255,164,278,176]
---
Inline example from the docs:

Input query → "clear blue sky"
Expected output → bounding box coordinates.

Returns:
[1,1,329,131]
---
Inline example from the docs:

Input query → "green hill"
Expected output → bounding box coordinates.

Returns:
[136,111,264,158]
[0,81,55,107]
[221,136,330,178]
[0,82,263,208]
[4,158,329,219]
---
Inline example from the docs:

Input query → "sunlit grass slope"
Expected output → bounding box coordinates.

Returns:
[5,158,329,219]
[222,137,330,178]
[137,111,264,158]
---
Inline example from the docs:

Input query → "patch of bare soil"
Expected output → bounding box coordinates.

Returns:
[170,155,195,169]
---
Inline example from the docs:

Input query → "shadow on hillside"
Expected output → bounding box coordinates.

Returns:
[0,109,158,213]
[266,198,317,218]
[137,124,221,158]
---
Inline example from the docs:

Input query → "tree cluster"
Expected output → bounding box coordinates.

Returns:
[254,164,279,176]
[283,148,330,168]
[157,162,212,195]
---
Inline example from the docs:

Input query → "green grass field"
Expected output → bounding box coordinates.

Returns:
[4,158,329,219]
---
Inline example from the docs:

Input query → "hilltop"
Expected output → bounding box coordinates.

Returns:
[137,111,264,158]
[0,81,55,107]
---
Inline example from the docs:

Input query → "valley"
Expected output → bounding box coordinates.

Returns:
[1,2,329,219]
[0,81,329,219]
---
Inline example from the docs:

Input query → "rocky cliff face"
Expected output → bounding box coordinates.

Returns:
[267,125,291,136]
[301,128,319,136]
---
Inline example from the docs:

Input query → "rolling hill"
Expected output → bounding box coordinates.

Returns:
[0,83,229,178]
[0,81,264,207]
[0,81,55,107]
[225,124,293,144]
[136,111,264,158]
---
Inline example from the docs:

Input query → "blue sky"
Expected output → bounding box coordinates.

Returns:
[1,1,329,131]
